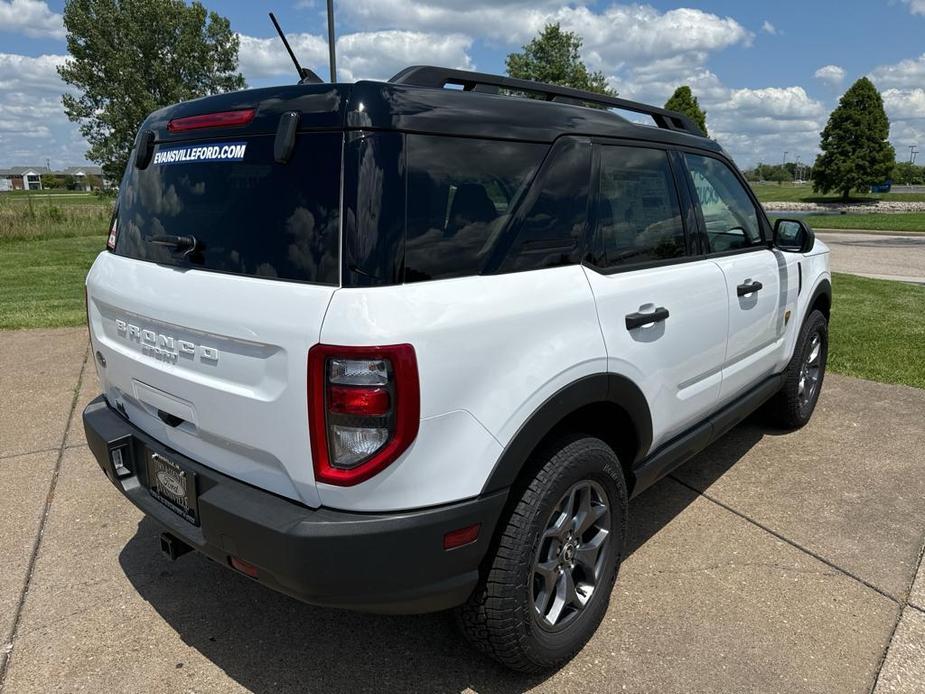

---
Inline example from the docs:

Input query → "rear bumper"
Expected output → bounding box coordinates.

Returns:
[83,396,507,614]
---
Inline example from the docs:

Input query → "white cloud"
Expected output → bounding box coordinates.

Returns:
[0,0,63,38]
[761,20,777,34]
[0,52,67,91]
[869,54,925,149]
[554,5,752,69]
[341,1,752,58]
[814,64,846,86]
[237,33,329,79]
[883,87,925,119]
[0,53,91,166]
[335,31,472,82]
[869,53,925,89]
[883,88,925,146]
[342,0,566,42]
[901,0,925,16]
[238,30,473,83]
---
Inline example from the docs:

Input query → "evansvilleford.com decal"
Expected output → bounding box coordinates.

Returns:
[152,142,247,165]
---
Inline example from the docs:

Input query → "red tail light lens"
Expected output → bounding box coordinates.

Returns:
[308,344,420,486]
[167,108,255,133]
[328,385,390,416]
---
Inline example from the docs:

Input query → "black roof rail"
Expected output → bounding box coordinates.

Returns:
[388,65,705,138]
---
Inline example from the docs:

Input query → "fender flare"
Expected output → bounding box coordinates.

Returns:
[806,277,832,318]
[481,373,652,494]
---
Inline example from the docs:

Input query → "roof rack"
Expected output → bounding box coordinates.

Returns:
[388,65,705,138]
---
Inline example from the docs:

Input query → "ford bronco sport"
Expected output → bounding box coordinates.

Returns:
[83,66,832,672]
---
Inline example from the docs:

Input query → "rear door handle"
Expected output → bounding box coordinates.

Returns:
[625,306,670,331]
[737,280,763,297]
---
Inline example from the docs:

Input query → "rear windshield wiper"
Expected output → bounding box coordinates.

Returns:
[148,234,203,256]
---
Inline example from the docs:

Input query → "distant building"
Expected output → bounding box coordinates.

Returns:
[0,166,50,191]
[60,166,105,191]
[0,165,108,191]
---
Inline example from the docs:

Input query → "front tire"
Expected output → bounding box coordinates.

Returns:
[457,435,627,672]
[767,309,828,429]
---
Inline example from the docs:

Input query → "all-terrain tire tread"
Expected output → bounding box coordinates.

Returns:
[456,435,627,672]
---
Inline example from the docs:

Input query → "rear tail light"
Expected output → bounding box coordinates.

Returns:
[167,108,255,132]
[308,344,420,486]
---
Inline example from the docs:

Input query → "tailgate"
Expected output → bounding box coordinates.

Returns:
[87,252,334,507]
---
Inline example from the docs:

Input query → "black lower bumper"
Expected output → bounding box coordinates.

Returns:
[83,396,507,614]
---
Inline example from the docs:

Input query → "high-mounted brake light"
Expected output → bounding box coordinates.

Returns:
[308,344,419,486]
[167,108,255,133]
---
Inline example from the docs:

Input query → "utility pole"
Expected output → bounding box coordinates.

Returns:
[782,151,788,165]
[909,145,919,165]
[326,0,336,83]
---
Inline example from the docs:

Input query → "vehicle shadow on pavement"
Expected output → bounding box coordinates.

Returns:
[119,418,772,694]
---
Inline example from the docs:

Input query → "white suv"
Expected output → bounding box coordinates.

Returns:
[83,66,832,672]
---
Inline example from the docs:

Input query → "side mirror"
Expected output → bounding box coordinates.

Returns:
[773,218,815,253]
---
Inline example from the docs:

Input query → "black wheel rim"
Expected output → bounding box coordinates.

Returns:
[531,480,611,632]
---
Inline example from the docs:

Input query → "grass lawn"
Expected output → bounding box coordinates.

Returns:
[828,273,925,389]
[804,212,925,232]
[0,196,111,241]
[1,190,112,207]
[0,235,104,329]
[750,182,925,203]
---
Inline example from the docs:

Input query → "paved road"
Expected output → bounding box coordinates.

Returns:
[2,328,925,693]
[817,231,925,284]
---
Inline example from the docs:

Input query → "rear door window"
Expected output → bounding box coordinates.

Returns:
[114,132,341,285]
[404,135,546,282]
[595,145,687,268]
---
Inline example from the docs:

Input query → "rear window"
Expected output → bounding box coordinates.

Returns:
[114,132,341,285]
[404,135,547,282]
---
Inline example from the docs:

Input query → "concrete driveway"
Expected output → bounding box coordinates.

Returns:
[2,328,924,693]
[816,231,925,284]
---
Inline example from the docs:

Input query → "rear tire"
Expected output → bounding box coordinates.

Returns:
[767,309,828,429]
[456,435,627,672]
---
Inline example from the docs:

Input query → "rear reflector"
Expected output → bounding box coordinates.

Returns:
[229,556,259,578]
[444,523,481,550]
[167,109,255,133]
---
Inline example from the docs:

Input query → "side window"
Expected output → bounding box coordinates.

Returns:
[404,135,546,282]
[497,138,591,274]
[596,146,686,268]
[685,153,762,252]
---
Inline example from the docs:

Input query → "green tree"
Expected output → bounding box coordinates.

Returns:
[892,161,925,186]
[812,77,896,201]
[664,85,707,136]
[506,23,615,97]
[58,0,246,181]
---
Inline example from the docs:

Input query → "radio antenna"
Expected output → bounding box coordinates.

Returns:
[326,0,337,83]
[268,12,323,84]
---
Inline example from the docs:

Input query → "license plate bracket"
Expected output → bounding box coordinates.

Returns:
[146,450,198,525]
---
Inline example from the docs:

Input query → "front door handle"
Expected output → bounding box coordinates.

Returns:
[625,306,670,331]
[737,280,763,297]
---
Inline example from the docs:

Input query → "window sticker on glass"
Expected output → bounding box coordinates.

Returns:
[153,141,248,165]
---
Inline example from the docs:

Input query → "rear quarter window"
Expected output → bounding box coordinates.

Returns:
[403,135,547,282]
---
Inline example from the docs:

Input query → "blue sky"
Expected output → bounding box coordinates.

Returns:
[1,0,923,169]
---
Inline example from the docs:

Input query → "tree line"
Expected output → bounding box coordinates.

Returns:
[56,6,909,200]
